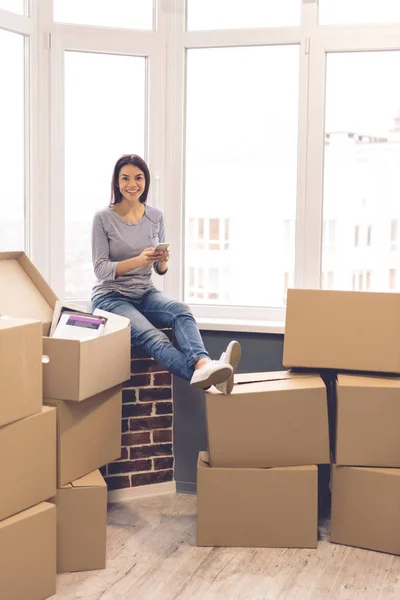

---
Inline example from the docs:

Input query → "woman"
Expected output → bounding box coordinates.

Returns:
[91,154,241,393]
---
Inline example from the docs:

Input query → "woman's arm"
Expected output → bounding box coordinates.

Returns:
[154,213,169,275]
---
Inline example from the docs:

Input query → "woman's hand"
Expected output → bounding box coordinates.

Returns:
[137,247,160,268]
[156,248,170,273]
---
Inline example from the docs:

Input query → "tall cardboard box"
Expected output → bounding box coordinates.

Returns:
[335,374,400,467]
[0,502,56,600]
[331,465,400,555]
[206,375,330,468]
[283,288,400,373]
[0,251,131,401]
[197,453,318,548]
[0,407,56,521]
[45,386,122,486]
[0,316,42,427]
[52,470,107,573]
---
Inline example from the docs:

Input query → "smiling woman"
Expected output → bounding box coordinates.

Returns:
[91,153,242,393]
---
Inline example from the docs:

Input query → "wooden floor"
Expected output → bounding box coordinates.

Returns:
[51,493,400,600]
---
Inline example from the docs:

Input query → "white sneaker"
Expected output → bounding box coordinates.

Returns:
[190,360,233,390]
[215,340,242,394]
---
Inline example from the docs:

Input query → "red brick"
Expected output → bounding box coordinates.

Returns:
[153,372,172,386]
[155,401,173,415]
[154,456,174,470]
[122,389,137,403]
[120,447,128,460]
[122,402,152,419]
[122,419,129,433]
[139,387,171,402]
[131,469,173,487]
[131,359,165,374]
[130,443,172,460]
[105,475,130,490]
[130,415,172,431]
[152,429,172,443]
[108,459,152,474]
[122,431,151,447]
[124,374,151,388]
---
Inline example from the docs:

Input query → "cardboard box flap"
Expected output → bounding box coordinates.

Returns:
[234,370,315,384]
[338,373,400,389]
[0,252,57,328]
[209,374,324,396]
[335,465,400,477]
[70,470,106,488]
[0,502,54,530]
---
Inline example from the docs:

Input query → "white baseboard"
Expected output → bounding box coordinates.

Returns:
[107,480,176,503]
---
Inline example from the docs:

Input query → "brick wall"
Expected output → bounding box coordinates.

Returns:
[101,329,174,490]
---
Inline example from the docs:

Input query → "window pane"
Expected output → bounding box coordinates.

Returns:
[54,0,153,30]
[319,0,400,25]
[64,51,146,299]
[0,29,25,251]
[187,0,301,30]
[321,52,400,293]
[0,0,25,14]
[184,46,300,308]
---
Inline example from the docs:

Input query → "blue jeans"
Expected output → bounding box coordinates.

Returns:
[92,289,209,381]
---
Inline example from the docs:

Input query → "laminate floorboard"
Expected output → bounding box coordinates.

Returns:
[49,493,400,600]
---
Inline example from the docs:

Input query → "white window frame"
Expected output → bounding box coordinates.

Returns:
[0,4,37,260]
[164,0,314,325]
[5,1,400,331]
[47,21,166,298]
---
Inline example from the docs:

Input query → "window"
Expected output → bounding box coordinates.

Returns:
[391,219,398,250]
[0,29,25,252]
[367,225,372,246]
[319,0,400,25]
[0,1,25,14]
[53,0,154,30]
[354,226,360,247]
[187,0,301,30]
[323,219,336,248]
[322,51,400,293]
[185,45,300,309]
[389,269,397,290]
[64,51,146,299]
[352,270,372,291]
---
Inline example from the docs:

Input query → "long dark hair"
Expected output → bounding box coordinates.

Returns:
[110,154,151,205]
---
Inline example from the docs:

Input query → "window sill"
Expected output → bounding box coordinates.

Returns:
[196,317,285,335]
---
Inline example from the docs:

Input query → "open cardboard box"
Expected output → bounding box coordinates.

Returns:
[0,252,131,401]
[51,470,107,573]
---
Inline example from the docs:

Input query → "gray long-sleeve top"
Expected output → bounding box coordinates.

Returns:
[91,204,166,302]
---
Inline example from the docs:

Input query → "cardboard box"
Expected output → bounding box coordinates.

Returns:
[0,316,42,427]
[0,407,56,522]
[0,502,56,600]
[205,375,330,468]
[51,470,107,573]
[335,374,400,467]
[283,288,400,373]
[0,251,131,401]
[331,465,400,555]
[197,452,318,548]
[45,386,122,486]
[234,369,315,384]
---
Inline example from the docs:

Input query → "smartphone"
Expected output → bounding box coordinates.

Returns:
[155,243,170,252]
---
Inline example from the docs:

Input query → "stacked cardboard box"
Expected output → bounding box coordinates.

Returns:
[0,316,57,600]
[197,370,330,547]
[283,288,400,555]
[0,252,131,575]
